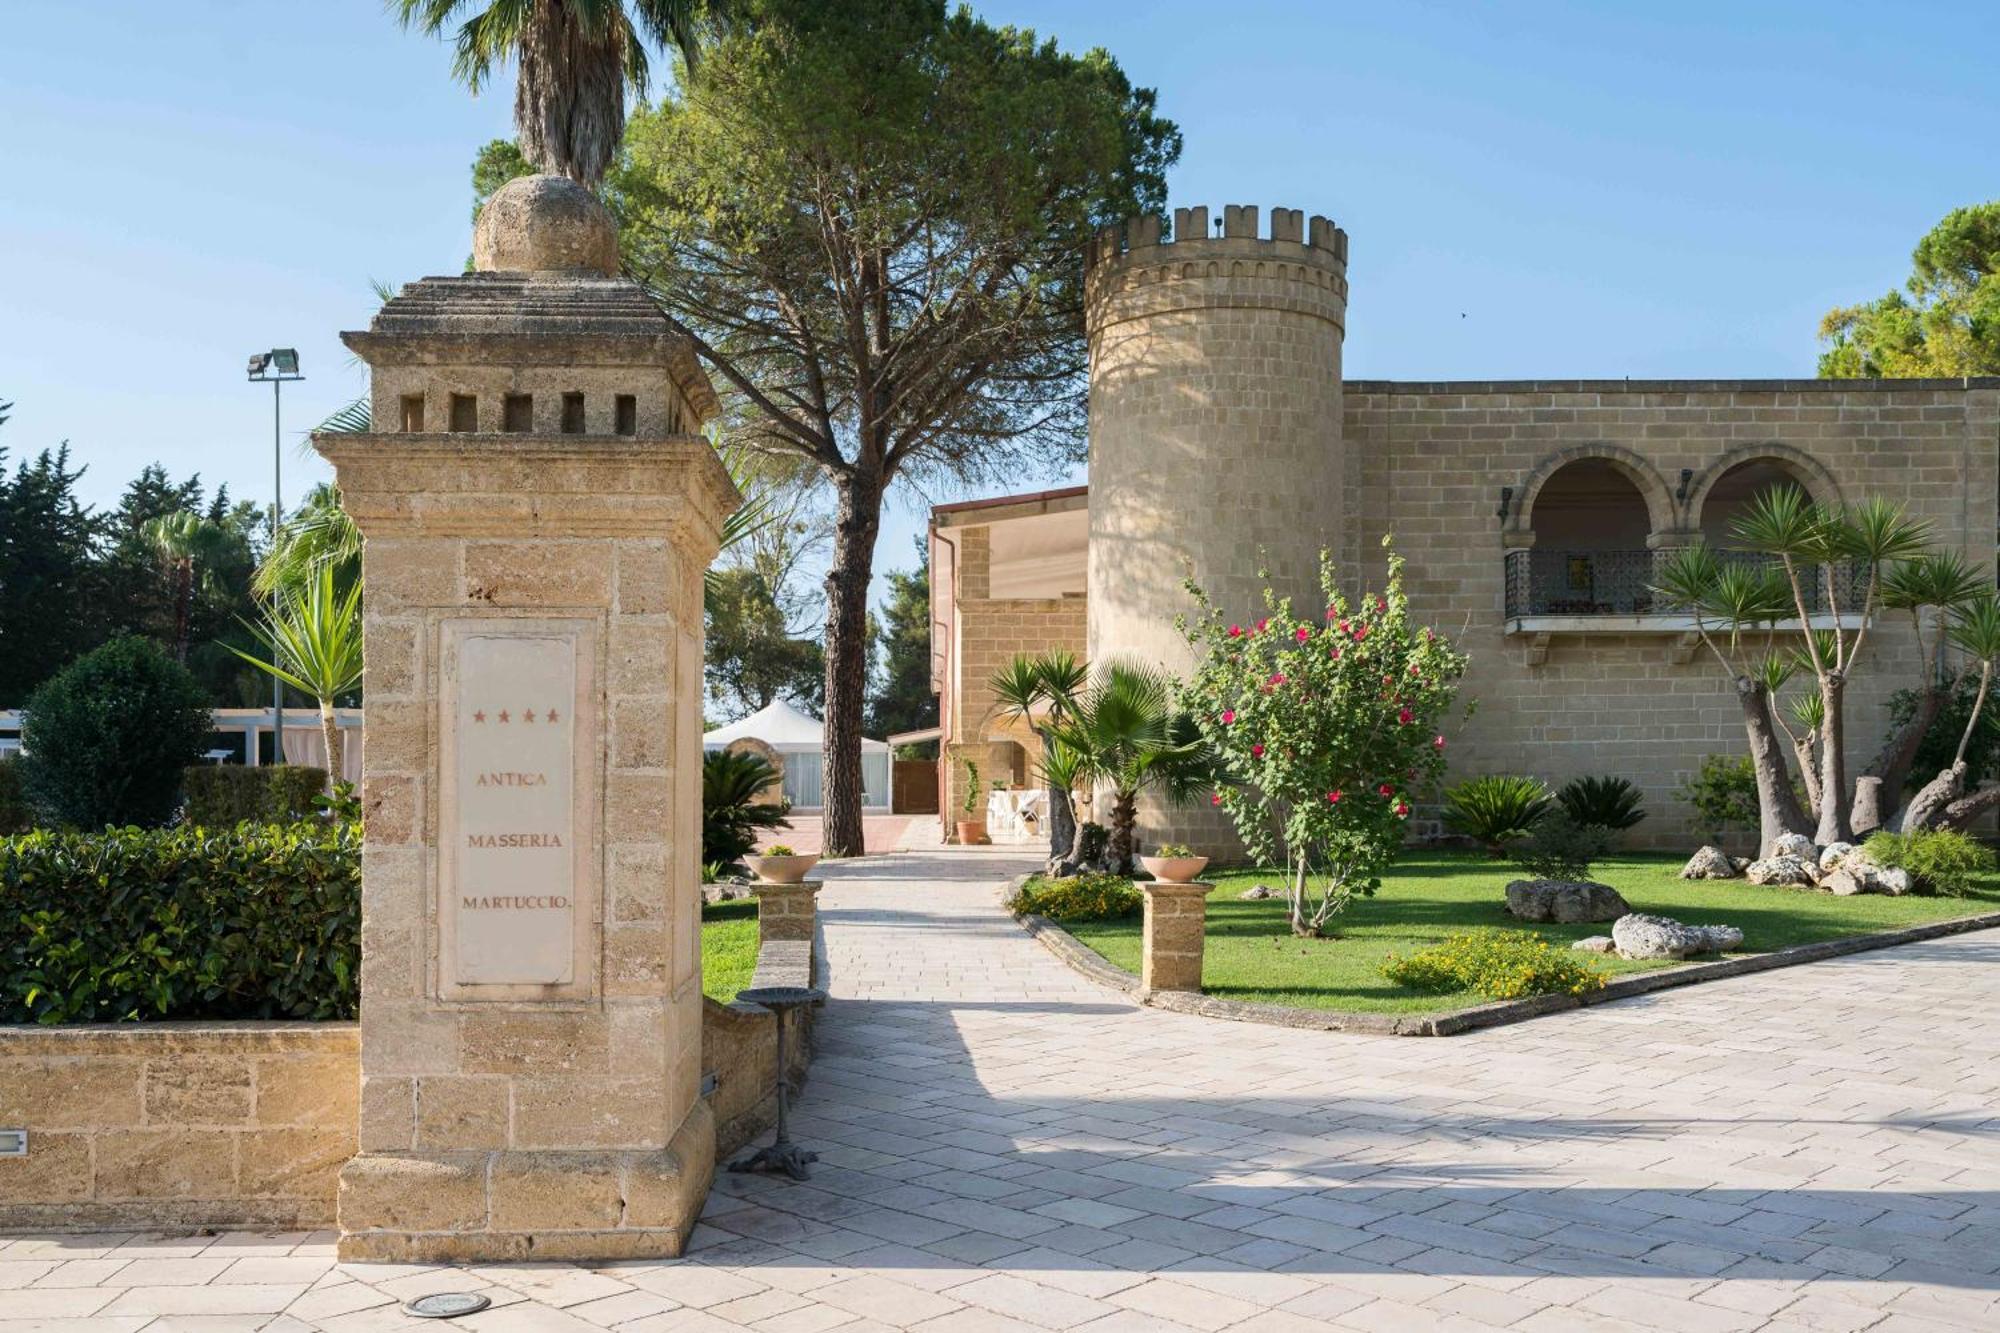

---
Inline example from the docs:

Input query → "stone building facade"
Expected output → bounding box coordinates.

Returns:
[931,204,2000,852]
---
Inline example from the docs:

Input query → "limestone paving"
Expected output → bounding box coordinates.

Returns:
[5,847,1998,1330]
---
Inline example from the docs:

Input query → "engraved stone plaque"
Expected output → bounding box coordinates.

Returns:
[439,620,597,997]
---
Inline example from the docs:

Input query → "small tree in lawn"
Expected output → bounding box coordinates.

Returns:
[1180,543,1468,938]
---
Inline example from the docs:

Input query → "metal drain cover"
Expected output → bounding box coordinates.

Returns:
[404,1292,493,1319]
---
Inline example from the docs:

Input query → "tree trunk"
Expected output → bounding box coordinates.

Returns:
[1814,672,1852,845]
[1037,725,1076,868]
[1900,761,1967,833]
[819,471,882,859]
[1107,790,1138,876]
[1938,783,2000,831]
[319,701,342,799]
[1860,684,1944,830]
[1793,736,1820,820]
[173,561,193,664]
[1288,851,1314,938]
[1737,676,1812,857]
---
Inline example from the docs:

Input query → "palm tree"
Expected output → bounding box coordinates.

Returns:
[1046,662,1211,875]
[990,650,1088,867]
[257,483,363,601]
[229,564,365,796]
[395,0,722,188]
[143,511,231,664]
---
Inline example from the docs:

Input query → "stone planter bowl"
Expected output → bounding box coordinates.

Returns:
[746,853,819,884]
[1140,854,1209,884]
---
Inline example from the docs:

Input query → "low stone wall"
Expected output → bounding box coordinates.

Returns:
[701,996,815,1158]
[0,1022,358,1232]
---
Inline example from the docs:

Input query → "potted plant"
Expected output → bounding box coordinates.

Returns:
[1140,842,1209,884]
[956,757,988,845]
[745,843,819,884]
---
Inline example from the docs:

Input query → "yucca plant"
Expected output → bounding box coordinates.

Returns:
[229,563,365,796]
[1045,662,1211,875]
[1442,775,1552,855]
[1555,775,1646,833]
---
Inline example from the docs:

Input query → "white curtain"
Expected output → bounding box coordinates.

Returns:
[282,724,364,784]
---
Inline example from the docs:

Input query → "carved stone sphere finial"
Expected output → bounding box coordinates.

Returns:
[472,174,619,276]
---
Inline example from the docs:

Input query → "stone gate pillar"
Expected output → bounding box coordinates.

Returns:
[317,175,736,1263]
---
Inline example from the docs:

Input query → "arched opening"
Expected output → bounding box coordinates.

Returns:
[1513,460,1656,615]
[1696,457,1853,613]
[1701,459,1812,547]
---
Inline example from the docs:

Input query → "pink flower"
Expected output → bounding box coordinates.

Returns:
[1433,735,1447,750]
[1221,709,1236,725]
[1378,784,1393,796]
[1295,626,1311,642]
[1398,708,1414,724]
[1326,789,1343,804]
[1377,596,1388,612]
[1269,672,1286,686]
[1329,646,1342,660]
[1229,624,1243,638]
[1423,628,1435,642]
[1354,625,1370,641]
[1251,743,1265,758]
[1395,801,1410,817]
[1410,663,1422,675]
[1326,607,1338,620]
[1211,793,1223,807]
[1257,618,1269,633]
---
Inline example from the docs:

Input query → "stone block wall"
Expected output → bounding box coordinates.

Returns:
[0,1023,358,1232]
[700,998,814,1159]
[1342,379,2000,850]
[940,523,1087,837]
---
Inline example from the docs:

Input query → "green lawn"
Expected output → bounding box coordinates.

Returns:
[701,897,759,1002]
[1060,851,2000,1014]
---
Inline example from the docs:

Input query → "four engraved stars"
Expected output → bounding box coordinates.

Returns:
[471,706,561,724]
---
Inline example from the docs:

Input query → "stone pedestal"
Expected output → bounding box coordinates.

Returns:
[755,881,822,980]
[321,174,735,1263]
[1140,881,1217,994]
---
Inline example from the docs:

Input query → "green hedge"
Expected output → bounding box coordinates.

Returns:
[0,757,30,835]
[182,765,328,826]
[0,822,359,1023]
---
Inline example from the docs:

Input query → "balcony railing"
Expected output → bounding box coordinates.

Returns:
[1503,548,1868,622]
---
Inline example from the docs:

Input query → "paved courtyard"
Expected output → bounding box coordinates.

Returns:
[4,848,1999,1331]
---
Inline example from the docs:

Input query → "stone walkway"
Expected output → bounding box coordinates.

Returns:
[5,849,1999,1331]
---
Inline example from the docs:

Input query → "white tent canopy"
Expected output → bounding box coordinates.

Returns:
[702,699,890,809]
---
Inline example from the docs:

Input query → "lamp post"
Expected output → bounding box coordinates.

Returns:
[246,349,303,765]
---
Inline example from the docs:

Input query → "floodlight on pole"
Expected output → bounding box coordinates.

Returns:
[246,348,305,766]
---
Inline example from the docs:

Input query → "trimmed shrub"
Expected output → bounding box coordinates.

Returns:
[0,821,359,1023]
[1556,775,1646,832]
[1506,812,1611,882]
[1442,775,1552,854]
[1676,754,1759,838]
[1862,828,1996,898]
[182,765,328,826]
[20,637,213,829]
[0,756,30,834]
[1382,928,1606,1000]
[1008,872,1142,922]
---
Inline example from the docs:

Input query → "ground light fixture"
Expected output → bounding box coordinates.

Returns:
[246,348,304,764]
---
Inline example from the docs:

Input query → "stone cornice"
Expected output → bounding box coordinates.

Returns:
[314,432,739,557]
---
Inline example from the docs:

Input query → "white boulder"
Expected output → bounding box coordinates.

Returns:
[1745,855,1816,887]
[1679,846,1740,880]
[1612,913,1745,960]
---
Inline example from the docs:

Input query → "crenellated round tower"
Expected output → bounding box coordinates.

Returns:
[1084,203,1349,845]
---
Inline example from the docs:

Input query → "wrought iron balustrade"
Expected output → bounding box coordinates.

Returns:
[1504,548,1868,621]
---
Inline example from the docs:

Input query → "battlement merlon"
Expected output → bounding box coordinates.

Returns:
[1086,204,1349,269]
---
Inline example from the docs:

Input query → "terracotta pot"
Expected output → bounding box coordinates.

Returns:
[955,819,989,845]
[1140,854,1209,884]
[745,853,819,884]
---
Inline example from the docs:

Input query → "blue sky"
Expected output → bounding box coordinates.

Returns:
[4,0,1996,600]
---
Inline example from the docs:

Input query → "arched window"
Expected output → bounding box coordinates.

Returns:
[1515,460,1655,615]
[1701,459,1813,547]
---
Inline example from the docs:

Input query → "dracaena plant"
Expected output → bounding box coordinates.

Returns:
[1179,540,1468,937]
[1653,485,2000,850]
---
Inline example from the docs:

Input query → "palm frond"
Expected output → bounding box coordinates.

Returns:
[317,397,373,435]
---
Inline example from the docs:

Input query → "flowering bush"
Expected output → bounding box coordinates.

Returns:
[1381,928,1606,1000]
[1180,542,1468,936]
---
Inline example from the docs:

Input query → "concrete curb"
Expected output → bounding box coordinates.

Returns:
[1003,873,2000,1036]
